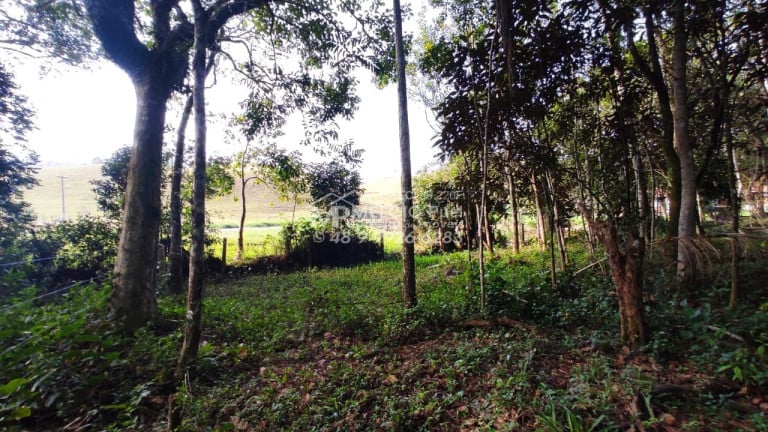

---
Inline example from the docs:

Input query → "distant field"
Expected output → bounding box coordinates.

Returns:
[24,164,103,223]
[24,163,403,230]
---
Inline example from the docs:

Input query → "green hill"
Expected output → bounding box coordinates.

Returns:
[23,164,402,228]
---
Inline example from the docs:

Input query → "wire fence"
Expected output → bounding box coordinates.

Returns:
[0,256,56,268]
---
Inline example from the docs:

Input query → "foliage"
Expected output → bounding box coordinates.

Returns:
[0,0,98,66]
[0,284,179,428]
[0,64,38,253]
[278,217,384,269]
[306,161,363,213]
[1,216,118,299]
[0,244,766,430]
[90,145,131,221]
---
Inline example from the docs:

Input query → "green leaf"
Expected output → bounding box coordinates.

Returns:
[12,406,32,420]
[0,378,28,396]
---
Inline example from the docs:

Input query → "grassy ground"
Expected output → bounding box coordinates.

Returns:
[3,221,768,430]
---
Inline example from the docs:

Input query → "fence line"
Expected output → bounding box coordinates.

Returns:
[0,276,103,313]
[0,256,56,268]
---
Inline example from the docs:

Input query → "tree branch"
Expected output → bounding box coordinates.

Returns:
[84,0,149,80]
[207,0,269,44]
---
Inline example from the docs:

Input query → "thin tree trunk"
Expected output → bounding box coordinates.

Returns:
[628,7,680,259]
[545,170,567,269]
[169,94,194,295]
[725,101,740,309]
[531,172,548,250]
[237,177,246,260]
[176,2,208,377]
[393,0,416,308]
[236,142,253,262]
[477,203,486,311]
[671,0,697,287]
[506,168,520,254]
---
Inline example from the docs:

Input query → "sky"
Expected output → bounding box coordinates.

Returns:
[15,55,439,182]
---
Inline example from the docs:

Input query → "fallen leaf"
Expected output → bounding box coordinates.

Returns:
[661,413,676,425]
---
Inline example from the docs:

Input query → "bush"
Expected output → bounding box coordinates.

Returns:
[279,218,384,268]
[1,216,118,301]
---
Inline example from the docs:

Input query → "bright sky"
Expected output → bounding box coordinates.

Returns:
[16,55,438,182]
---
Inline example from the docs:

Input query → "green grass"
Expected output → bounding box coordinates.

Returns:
[3,239,767,431]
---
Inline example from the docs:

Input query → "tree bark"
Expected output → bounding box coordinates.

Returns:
[394,0,416,308]
[168,94,194,295]
[237,176,247,260]
[725,101,740,309]
[531,172,548,249]
[176,0,208,376]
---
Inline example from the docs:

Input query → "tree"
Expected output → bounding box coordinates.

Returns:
[83,0,392,331]
[84,0,194,330]
[670,0,697,287]
[91,145,131,221]
[231,140,265,261]
[393,0,416,308]
[0,63,38,253]
[176,0,209,377]
[307,161,363,214]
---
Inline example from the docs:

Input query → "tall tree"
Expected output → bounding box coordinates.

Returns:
[84,0,392,330]
[393,0,416,308]
[85,0,194,330]
[670,0,697,286]
[176,0,209,376]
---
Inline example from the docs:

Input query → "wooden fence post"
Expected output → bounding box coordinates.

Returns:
[221,238,227,271]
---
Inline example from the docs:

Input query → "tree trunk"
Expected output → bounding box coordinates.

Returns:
[671,0,697,286]
[581,205,646,347]
[110,79,169,330]
[176,2,208,376]
[506,169,520,254]
[394,0,416,308]
[531,172,548,249]
[628,7,681,259]
[476,203,486,311]
[237,178,247,261]
[168,94,194,295]
[725,102,740,309]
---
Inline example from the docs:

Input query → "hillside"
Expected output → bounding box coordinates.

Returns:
[23,164,403,227]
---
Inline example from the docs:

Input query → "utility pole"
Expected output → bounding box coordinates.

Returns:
[57,176,67,220]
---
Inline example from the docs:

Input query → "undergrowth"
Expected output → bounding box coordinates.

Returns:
[1,242,767,431]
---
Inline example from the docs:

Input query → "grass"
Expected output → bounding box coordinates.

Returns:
[2,235,767,430]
